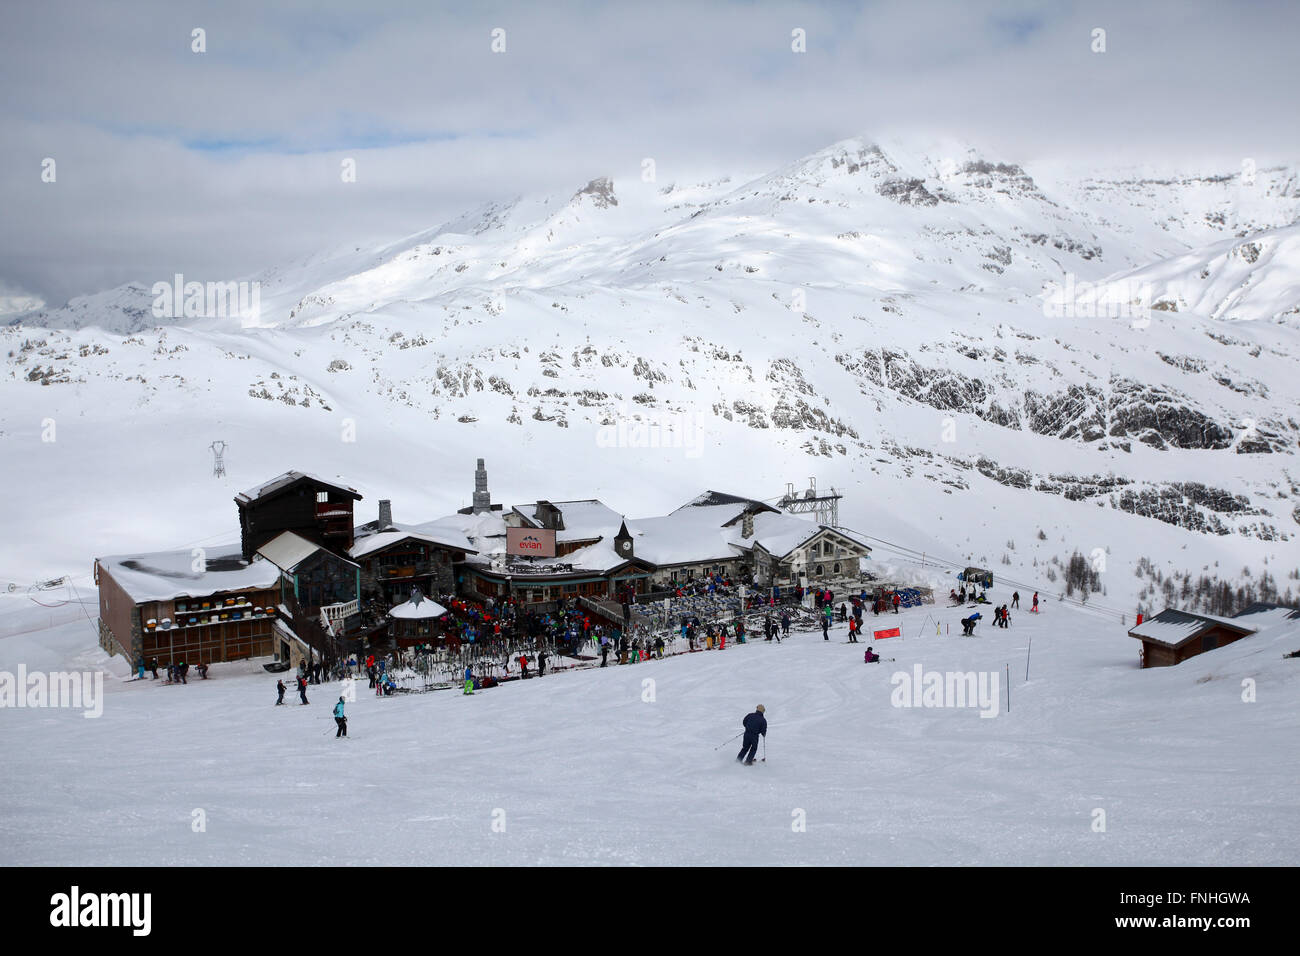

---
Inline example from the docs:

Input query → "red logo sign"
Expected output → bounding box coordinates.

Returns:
[873,627,901,640]
[506,526,557,557]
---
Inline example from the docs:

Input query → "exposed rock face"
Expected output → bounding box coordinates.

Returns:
[877,178,942,207]
[574,177,618,208]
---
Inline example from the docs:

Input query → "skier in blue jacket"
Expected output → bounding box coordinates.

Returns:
[737,704,767,765]
[333,697,347,737]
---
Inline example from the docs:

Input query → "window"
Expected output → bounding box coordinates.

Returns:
[816,565,824,576]
[834,563,841,574]
[316,491,329,503]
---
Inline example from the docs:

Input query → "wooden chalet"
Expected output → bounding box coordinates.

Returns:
[94,549,281,665]
[1128,609,1258,668]
[257,531,362,667]
[235,471,361,562]
[350,499,477,607]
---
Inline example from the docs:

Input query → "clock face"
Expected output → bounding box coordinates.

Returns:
[619,540,631,553]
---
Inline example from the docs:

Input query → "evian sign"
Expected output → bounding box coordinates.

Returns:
[507,527,556,558]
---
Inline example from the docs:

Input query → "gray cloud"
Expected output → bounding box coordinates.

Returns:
[2,0,1297,310]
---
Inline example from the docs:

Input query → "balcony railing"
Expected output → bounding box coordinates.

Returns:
[320,599,359,636]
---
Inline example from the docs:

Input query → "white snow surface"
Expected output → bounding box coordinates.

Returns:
[1,592,1297,866]
[95,549,279,604]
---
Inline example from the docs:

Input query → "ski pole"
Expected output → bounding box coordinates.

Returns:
[761,736,766,762]
[714,731,743,751]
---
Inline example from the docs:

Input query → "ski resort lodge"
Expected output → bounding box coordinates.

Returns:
[94,461,873,669]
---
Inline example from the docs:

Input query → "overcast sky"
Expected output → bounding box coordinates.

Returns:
[2,0,1297,316]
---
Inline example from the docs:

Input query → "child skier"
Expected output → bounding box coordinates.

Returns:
[333,697,347,737]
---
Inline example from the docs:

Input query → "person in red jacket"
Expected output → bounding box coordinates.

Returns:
[1032,592,1039,613]
[519,655,529,678]
[892,592,901,614]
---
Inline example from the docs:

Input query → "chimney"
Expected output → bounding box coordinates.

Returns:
[378,499,393,530]
[741,512,754,539]
[472,459,491,514]
[535,500,563,531]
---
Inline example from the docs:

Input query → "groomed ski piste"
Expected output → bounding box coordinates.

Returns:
[2,580,1297,866]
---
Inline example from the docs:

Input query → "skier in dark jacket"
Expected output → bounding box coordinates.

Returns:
[276,679,286,705]
[537,649,547,676]
[297,675,309,704]
[961,613,980,636]
[737,705,767,765]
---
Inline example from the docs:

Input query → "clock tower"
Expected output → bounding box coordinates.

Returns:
[614,520,634,560]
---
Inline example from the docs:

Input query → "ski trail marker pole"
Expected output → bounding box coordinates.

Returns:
[1025,636,1032,682]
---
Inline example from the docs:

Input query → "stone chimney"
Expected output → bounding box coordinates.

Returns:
[741,512,754,539]
[535,500,563,531]
[378,499,393,530]
[472,458,491,514]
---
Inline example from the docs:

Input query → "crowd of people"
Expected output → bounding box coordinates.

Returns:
[135,656,209,684]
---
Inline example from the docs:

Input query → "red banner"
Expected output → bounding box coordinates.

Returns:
[873,627,901,640]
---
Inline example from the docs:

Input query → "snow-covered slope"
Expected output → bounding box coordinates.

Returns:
[3,135,1300,614]
[2,594,1297,865]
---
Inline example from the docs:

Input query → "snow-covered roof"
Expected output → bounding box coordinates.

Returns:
[1232,603,1300,622]
[673,490,776,514]
[1129,608,1257,647]
[97,548,280,604]
[257,531,329,572]
[627,505,748,566]
[412,511,507,553]
[391,498,864,575]
[235,470,360,504]
[349,527,476,560]
[732,512,823,559]
[509,499,624,542]
[388,595,448,620]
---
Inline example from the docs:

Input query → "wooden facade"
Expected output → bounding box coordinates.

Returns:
[463,561,654,607]
[356,537,463,606]
[236,472,361,561]
[94,560,279,665]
